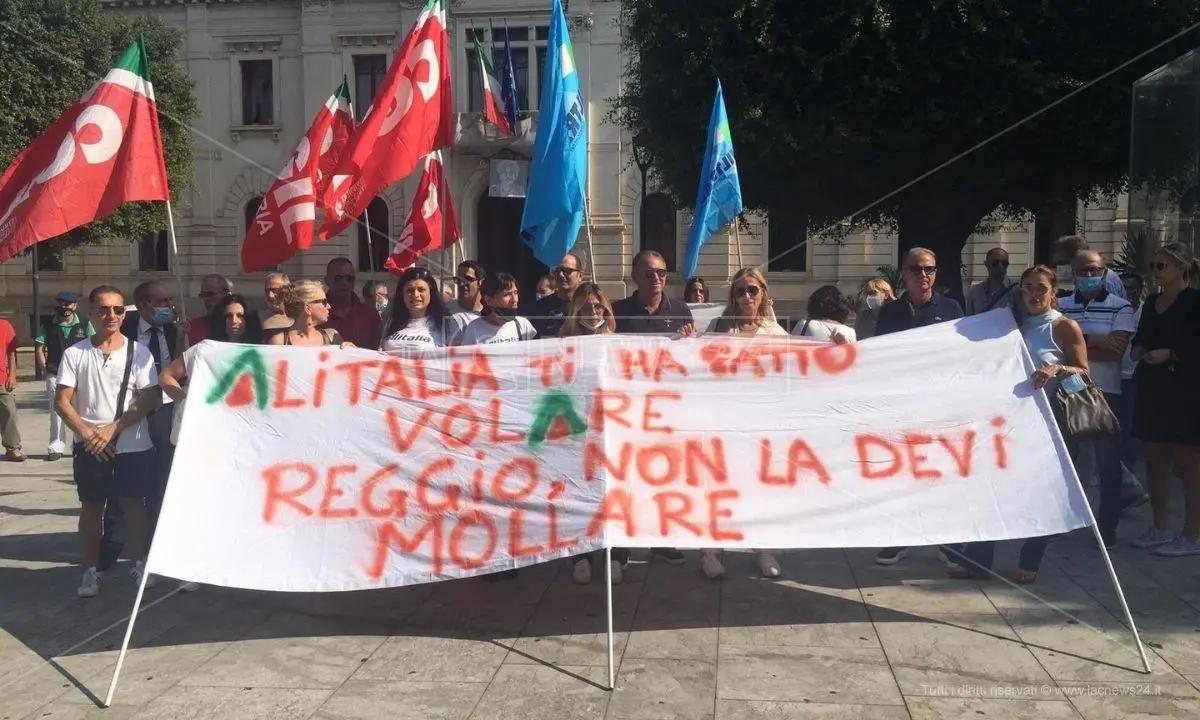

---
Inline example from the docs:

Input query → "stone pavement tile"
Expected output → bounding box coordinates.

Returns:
[126,686,332,720]
[178,613,388,690]
[1055,682,1198,701]
[1014,616,1187,684]
[624,617,717,661]
[716,645,902,706]
[905,697,1080,719]
[606,658,715,720]
[0,654,113,720]
[1140,629,1200,675]
[978,578,1104,613]
[718,620,881,650]
[718,589,880,650]
[1064,692,1200,719]
[18,700,140,720]
[353,635,509,683]
[507,629,630,668]
[71,641,230,708]
[469,664,609,720]
[401,600,539,639]
[311,679,485,720]
[875,616,1054,697]
[855,575,999,616]
[714,699,910,719]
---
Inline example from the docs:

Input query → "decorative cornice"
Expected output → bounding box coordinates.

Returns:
[398,0,467,8]
[102,0,275,6]
[336,32,396,48]
[223,36,283,53]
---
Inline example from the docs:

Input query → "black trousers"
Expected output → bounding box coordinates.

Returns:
[98,407,175,571]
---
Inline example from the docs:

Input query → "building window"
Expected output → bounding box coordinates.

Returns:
[465,25,547,114]
[240,59,274,125]
[766,209,808,272]
[36,246,65,271]
[641,193,678,273]
[352,54,388,122]
[138,229,170,271]
[357,197,390,272]
[244,196,264,235]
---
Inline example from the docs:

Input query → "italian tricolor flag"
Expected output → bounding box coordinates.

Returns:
[0,39,169,264]
[473,34,513,136]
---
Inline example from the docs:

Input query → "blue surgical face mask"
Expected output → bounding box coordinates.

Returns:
[152,306,175,326]
[1074,275,1103,294]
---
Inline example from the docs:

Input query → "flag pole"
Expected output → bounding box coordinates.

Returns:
[733,219,744,269]
[164,199,187,316]
[584,195,597,284]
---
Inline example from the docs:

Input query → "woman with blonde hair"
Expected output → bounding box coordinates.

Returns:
[855,277,895,339]
[560,282,617,337]
[266,280,344,347]
[702,268,786,580]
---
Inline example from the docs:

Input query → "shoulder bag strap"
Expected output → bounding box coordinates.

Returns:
[800,319,812,336]
[113,340,136,422]
[983,283,1016,312]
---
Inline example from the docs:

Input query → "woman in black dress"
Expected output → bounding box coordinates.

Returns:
[1129,242,1200,556]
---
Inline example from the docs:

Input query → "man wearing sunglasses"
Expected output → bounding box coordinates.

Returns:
[873,247,963,338]
[35,291,94,461]
[450,261,486,316]
[187,274,234,345]
[612,250,695,337]
[531,252,584,338]
[323,257,382,349]
[965,248,1017,316]
[872,247,963,566]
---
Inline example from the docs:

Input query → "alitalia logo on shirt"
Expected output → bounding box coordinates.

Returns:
[205,348,270,410]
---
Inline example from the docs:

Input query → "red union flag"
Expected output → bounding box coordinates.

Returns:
[384,150,460,274]
[241,79,354,272]
[319,0,452,240]
[0,40,169,264]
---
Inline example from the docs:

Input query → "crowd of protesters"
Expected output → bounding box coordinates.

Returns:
[17,233,1197,598]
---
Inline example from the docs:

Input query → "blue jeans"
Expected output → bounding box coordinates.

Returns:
[1119,379,1140,470]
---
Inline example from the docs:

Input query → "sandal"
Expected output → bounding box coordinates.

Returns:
[1014,570,1037,585]
[946,563,974,579]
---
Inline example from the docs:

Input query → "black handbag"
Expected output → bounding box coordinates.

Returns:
[1048,371,1120,440]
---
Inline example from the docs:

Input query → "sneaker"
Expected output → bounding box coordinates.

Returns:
[131,562,157,589]
[874,547,908,566]
[650,548,686,566]
[179,582,201,593]
[1155,536,1200,557]
[609,560,623,585]
[1131,527,1174,549]
[46,452,63,462]
[5,449,25,462]
[573,558,591,584]
[757,552,781,579]
[77,567,100,598]
[701,551,725,580]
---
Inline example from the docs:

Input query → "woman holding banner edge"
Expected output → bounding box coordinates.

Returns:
[946,265,1090,584]
[703,268,787,580]
[561,283,628,585]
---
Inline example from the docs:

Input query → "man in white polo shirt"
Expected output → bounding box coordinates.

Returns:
[1059,250,1135,548]
[55,285,161,598]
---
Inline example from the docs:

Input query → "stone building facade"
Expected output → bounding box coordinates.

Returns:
[0,0,1130,339]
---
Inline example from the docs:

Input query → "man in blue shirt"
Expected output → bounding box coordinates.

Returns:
[873,247,964,566]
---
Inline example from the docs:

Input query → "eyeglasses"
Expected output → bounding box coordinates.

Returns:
[733,285,762,298]
[309,298,330,306]
[643,268,667,279]
[1075,267,1104,277]
[454,275,478,285]
[331,274,355,283]
[1021,284,1051,296]
[906,266,937,276]
[583,302,607,313]
[94,306,126,317]
[555,265,580,276]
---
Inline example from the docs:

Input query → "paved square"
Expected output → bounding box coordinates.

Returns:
[2,376,1200,719]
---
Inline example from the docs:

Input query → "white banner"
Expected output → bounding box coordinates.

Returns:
[149,310,1090,592]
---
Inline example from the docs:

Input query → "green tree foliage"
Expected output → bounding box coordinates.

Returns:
[616,0,1200,296]
[0,0,199,257]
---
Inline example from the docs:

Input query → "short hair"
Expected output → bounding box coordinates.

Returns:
[1054,235,1088,257]
[325,256,354,274]
[264,271,290,285]
[902,247,936,266]
[806,285,854,324]
[89,285,124,304]
[362,279,387,301]
[481,272,518,302]
[458,260,486,280]
[132,280,166,306]
[201,273,234,292]
[278,280,327,317]
[632,249,666,271]
[861,277,896,301]
[537,274,554,288]
[561,252,584,271]
[984,247,1009,261]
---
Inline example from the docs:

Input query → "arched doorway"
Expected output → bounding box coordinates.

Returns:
[475,195,544,305]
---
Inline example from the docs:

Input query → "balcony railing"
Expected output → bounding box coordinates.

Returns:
[455,111,539,151]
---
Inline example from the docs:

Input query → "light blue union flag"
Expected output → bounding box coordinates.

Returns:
[519,0,587,268]
[682,79,743,280]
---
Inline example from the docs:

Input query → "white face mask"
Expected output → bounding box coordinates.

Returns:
[582,316,606,331]
[864,294,883,310]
